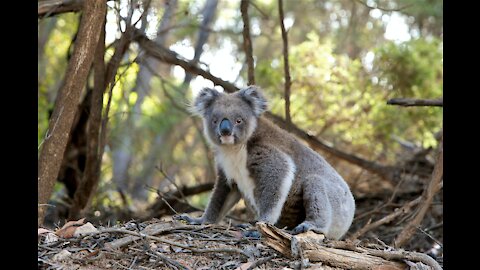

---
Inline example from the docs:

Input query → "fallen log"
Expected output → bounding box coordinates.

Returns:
[256,222,442,270]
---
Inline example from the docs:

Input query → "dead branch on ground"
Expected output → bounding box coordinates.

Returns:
[394,134,443,247]
[257,222,442,270]
[348,196,421,241]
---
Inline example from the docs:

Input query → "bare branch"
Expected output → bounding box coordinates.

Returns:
[394,133,443,247]
[249,0,269,19]
[387,97,443,107]
[38,0,83,18]
[133,32,404,183]
[134,30,237,92]
[348,196,421,241]
[101,228,250,257]
[278,0,292,123]
[240,0,256,85]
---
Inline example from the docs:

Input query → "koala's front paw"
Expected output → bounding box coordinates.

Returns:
[291,221,324,235]
[234,223,255,230]
[174,214,203,225]
[242,229,262,239]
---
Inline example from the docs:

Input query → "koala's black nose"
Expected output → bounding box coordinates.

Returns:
[219,119,232,136]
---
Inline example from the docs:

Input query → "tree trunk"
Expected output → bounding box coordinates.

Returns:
[69,14,107,220]
[38,0,106,226]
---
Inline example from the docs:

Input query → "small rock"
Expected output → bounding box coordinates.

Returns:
[73,222,99,237]
[45,232,59,244]
[53,250,72,261]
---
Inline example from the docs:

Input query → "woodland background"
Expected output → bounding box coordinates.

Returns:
[38,0,443,261]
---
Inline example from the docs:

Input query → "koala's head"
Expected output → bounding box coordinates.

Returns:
[191,85,268,146]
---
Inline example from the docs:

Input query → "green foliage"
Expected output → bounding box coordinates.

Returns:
[256,32,442,160]
[373,38,443,98]
[371,38,443,149]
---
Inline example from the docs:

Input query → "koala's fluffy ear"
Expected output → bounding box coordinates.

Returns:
[238,85,268,117]
[190,87,221,116]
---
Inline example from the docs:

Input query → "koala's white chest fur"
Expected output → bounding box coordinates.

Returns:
[215,146,259,215]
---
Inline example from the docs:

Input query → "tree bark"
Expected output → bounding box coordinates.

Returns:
[69,12,107,220]
[38,0,107,226]
[240,0,255,85]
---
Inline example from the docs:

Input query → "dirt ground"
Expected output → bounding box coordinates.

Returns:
[38,194,443,270]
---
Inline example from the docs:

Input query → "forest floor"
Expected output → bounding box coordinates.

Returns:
[38,193,443,270]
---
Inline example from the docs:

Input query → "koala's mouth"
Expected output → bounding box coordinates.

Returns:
[219,135,235,145]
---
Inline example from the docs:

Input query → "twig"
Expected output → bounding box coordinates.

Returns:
[155,163,188,203]
[247,254,276,270]
[145,250,189,270]
[278,0,292,123]
[425,221,443,232]
[316,239,442,270]
[356,247,442,270]
[415,225,443,248]
[249,0,269,19]
[241,0,256,85]
[394,134,443,247]
[101,228,250,257]
[387,97,443,107]
[348,196,421,241]
[353,174,407,221]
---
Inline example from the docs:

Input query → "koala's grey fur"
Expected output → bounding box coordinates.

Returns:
[186,85,355,240]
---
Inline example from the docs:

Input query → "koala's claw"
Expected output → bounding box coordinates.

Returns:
[242,230,262,239]
[291,222,324,235]
[235,223,255,230]
[174,214,203,225]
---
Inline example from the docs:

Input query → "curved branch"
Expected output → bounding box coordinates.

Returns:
[38,0,83,18]
[133,32,402,183]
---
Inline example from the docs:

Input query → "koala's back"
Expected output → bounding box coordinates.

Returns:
[248,117,355,235]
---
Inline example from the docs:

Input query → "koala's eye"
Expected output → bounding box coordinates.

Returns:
[235,118,243,125]
[212,119,218,125]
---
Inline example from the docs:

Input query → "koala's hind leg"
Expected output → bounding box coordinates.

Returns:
[291,174,333,237]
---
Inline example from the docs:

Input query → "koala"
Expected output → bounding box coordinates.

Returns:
[181,85,355,240]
